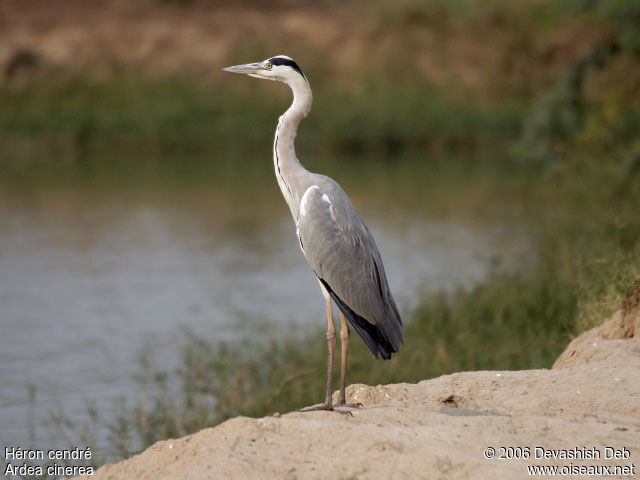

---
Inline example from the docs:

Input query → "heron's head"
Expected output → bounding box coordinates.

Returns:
[223,55,307,85]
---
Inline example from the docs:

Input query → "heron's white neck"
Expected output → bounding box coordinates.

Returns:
[273,75,313,220]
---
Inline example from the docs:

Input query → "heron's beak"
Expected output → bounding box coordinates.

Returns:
[222,62,264,76]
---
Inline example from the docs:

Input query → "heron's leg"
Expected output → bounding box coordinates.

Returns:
[322,294,336,407]
[298,283,351,415]
[338,311,349,404]
[336,311,362,408]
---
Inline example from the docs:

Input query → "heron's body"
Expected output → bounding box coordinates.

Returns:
[295,176,402,359]
[224,55,403,411]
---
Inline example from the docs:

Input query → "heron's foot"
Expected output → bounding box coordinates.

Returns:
[336,401,363,409]
[298,403,352,416]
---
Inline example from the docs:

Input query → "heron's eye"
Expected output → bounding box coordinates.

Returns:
[265,62,272,69]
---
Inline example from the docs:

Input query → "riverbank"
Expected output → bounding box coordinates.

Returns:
[68,306,640,479]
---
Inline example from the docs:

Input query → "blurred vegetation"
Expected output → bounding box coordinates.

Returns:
[521,0,640,164]
[0,76,524,176]
[2,0,638,467]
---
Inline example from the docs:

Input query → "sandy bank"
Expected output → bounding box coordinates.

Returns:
[71,310,640,479]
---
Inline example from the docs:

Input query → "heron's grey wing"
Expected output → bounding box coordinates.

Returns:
[296,183,403,359]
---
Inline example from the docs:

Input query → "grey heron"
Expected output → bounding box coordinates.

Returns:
[223,55,403,412]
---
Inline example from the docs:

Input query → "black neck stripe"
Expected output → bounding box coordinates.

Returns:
[269,57,306,80]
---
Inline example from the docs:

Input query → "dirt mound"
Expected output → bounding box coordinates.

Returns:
[554,278,640,369]
[553,311,640,369]
[70,331,640,479]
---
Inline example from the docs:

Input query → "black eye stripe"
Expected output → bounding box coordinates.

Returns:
[268,57,306,80]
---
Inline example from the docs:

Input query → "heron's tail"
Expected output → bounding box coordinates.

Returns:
[318,278,402,359]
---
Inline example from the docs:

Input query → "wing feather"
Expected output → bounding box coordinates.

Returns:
[296,180,403,357]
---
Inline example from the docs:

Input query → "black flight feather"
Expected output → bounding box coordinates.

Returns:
[317,277,397,360]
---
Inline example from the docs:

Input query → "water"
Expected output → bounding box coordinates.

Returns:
[0,181,529,460]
